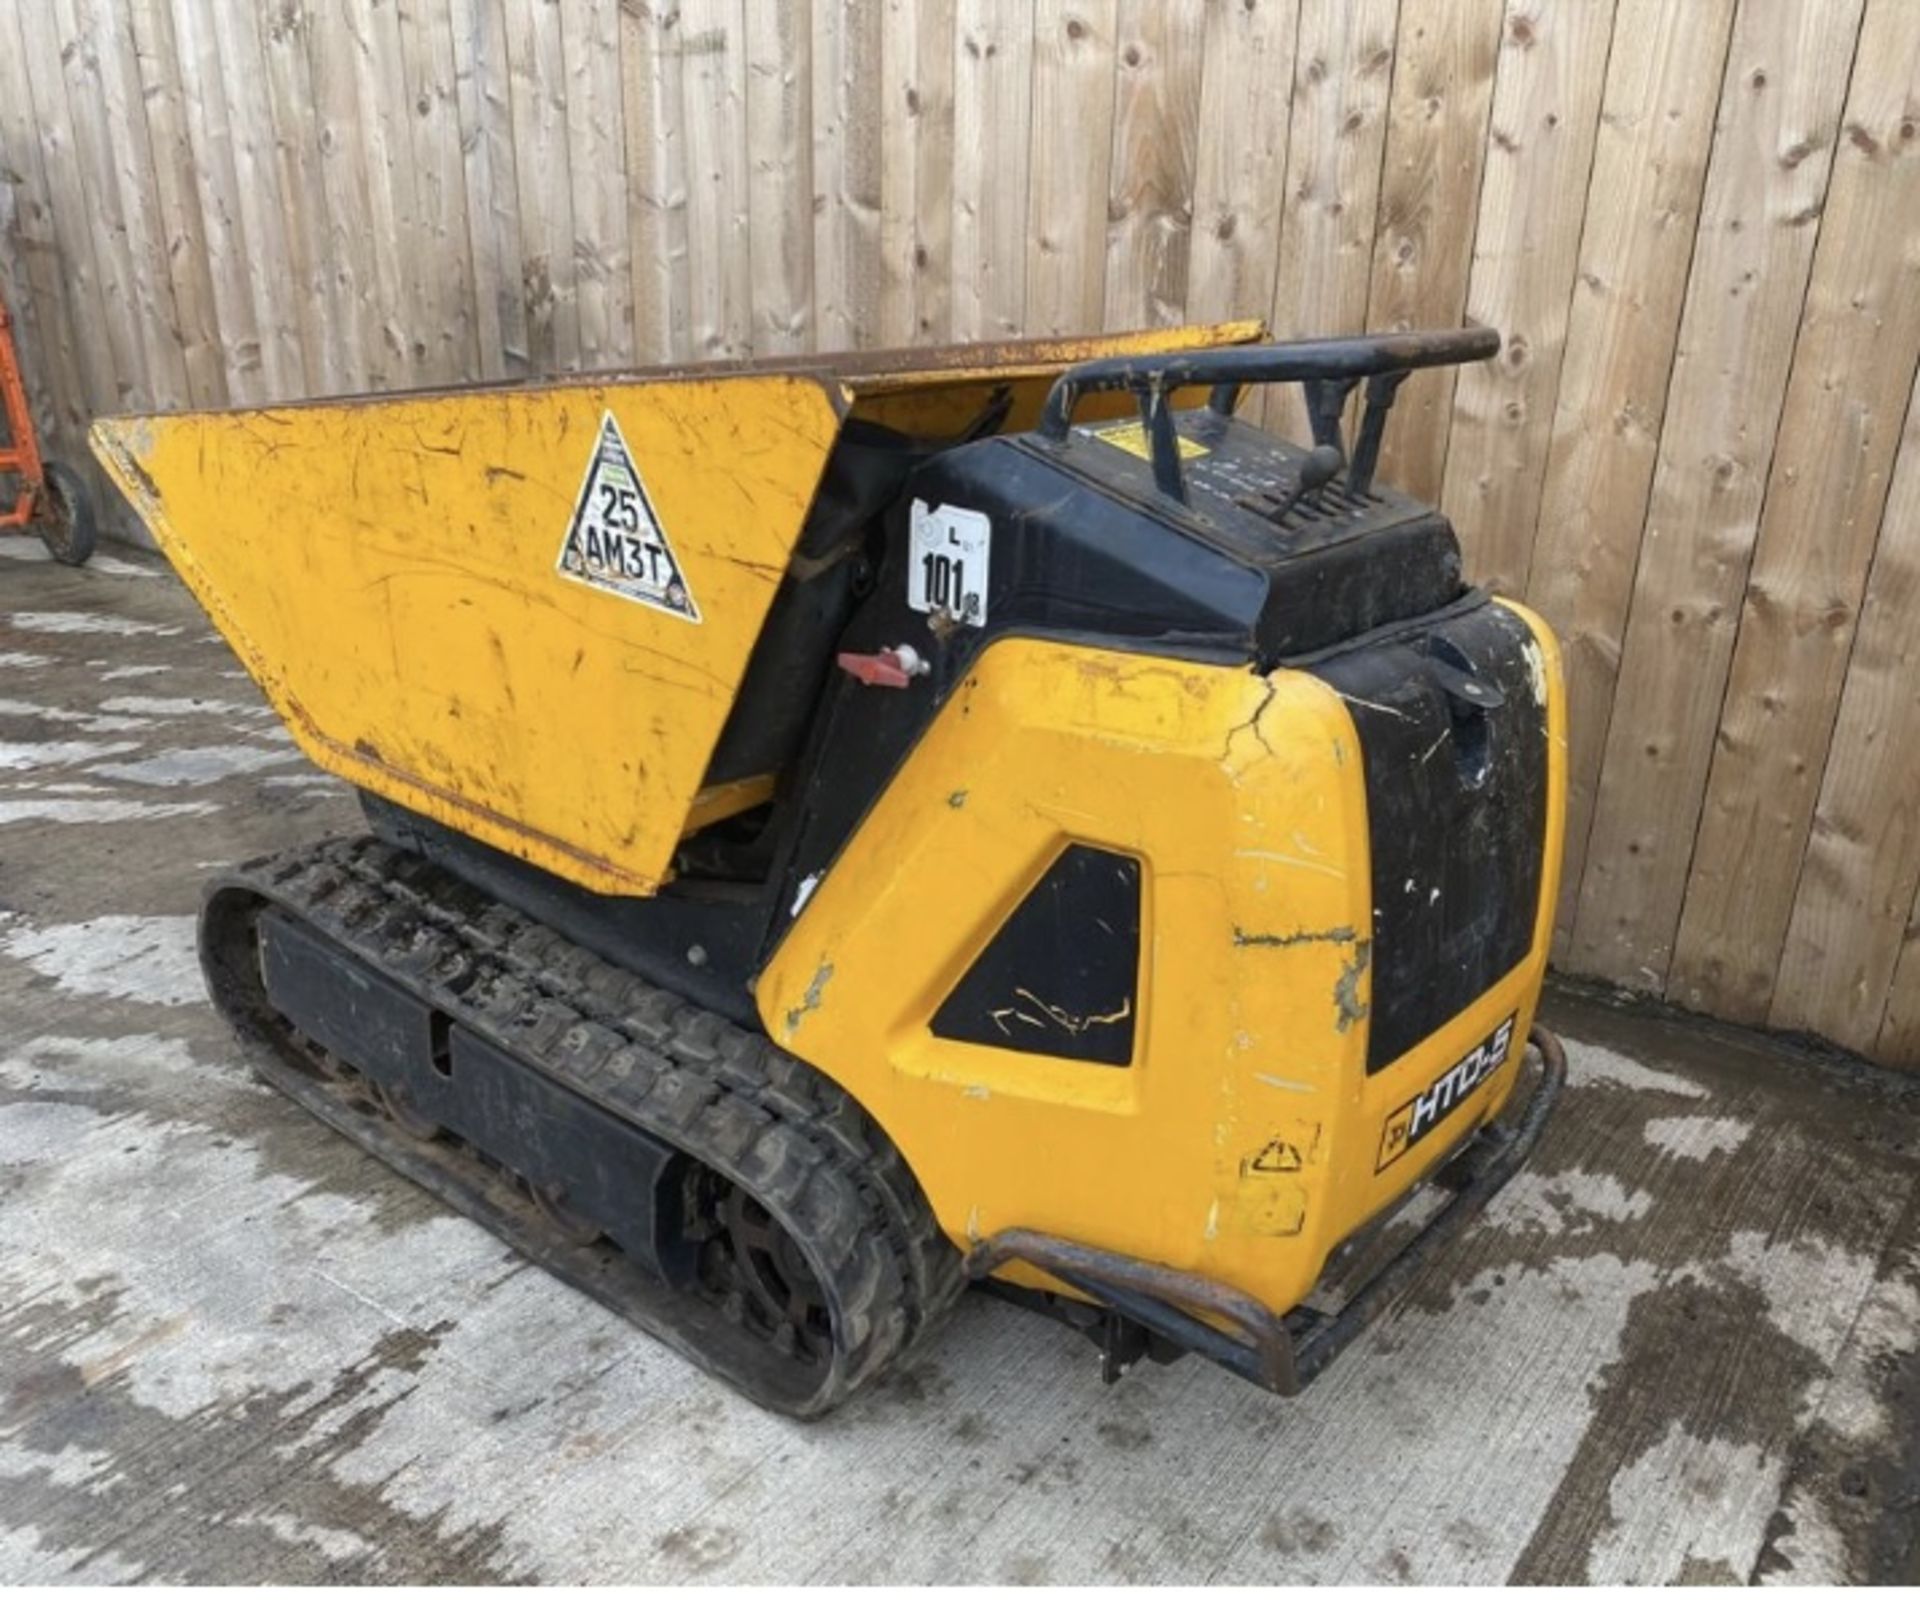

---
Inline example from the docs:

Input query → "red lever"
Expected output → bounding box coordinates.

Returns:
[836,649,914,689]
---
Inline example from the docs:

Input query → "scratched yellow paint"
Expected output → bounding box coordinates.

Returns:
[92,377,842,893]
[88,323,1261,895]
[758,615,1566,1314]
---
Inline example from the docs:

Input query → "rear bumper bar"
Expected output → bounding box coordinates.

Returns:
[966,1024,1568,1396]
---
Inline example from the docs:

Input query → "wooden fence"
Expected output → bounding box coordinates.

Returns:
[3,0,1919,1069]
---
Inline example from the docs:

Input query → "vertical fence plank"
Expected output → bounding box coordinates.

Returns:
[324,0,413,386]
[209,0,311,396]
[950,0,1034,342]
[814,0,883,349]
[1525,0,1736,944]
[129,0,228,407]
[1101,0,1205,332]
[680,0,751,357]
[1438,0,1615,597]
[1184,0,1297,328]
[168,0,270,397]
[746,0,814,355]
[619,0,690,363]
[44,0,156,408]
[1569,0,1868,990]
[19,0,130,413]
[878,0,956,346]
[504,0,580,371]
[1024,0,1117,337]
[357,0,438,385]
[1363,0,1503,503]
[253,1,346,395]
[453,0,532,377]
[306,0,382,390]
[560,0,632,368]
[65,0,193,410]
[0,0,94,441]
[1775,372,1920,1053]
[1261,0,1398,439]
[401,0,483,380]
[1672,0,1920,1021]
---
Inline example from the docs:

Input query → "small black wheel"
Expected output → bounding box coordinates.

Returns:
[371,1079,443,1143]
[527,1178,603,1246]
[35,459,96,567]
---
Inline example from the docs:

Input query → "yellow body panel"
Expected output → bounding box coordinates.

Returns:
[90,324,1260,896]
[757,607,1566,1311]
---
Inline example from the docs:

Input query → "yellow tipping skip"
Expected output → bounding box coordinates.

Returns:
[91,327,1260,894]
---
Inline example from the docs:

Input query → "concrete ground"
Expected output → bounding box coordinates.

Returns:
[1,543,1917,1585]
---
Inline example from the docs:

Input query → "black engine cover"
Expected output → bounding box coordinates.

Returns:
[1310,602,1549,1073]
[899,405,1465,666]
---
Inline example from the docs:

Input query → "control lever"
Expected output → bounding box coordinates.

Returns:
[1253,444,1346,525]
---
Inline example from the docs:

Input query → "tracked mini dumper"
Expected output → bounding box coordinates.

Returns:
[93,325,1567,1416]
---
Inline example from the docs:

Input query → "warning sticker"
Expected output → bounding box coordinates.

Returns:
[1076,419,1210,462]
[556,412,699,623]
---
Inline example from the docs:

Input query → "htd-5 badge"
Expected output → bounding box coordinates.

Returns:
[1376,1013,1518,1172]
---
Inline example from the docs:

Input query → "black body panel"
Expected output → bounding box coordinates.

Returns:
[704,413,1005,787]
[361,791,770,1027]
[844,407,1464,672]
[258,902,444,1082]
[931,844,1141,1066]
[1002,407,1464,658]
[1310,602,1547,1072]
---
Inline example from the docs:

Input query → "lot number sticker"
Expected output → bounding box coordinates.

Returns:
[907,498,991,628]
[557,411,700,623]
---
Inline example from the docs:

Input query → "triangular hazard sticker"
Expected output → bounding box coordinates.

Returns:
[556,412,700,622]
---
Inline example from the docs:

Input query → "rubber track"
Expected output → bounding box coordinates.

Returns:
[207,835,965,1416]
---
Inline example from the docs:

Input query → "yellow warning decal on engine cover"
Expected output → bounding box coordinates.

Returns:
[1076,419,1210,462]
[1376,1013,1518,1172]
[557,411,700,623]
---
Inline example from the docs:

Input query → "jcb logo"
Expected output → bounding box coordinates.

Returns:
[1378,1105,1415,1164]
[1375,1014,1517,1172]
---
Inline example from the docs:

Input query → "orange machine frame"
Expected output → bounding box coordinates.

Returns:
[0,287,47,531]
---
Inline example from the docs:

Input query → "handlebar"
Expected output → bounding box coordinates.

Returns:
[1035,327,1501,503]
